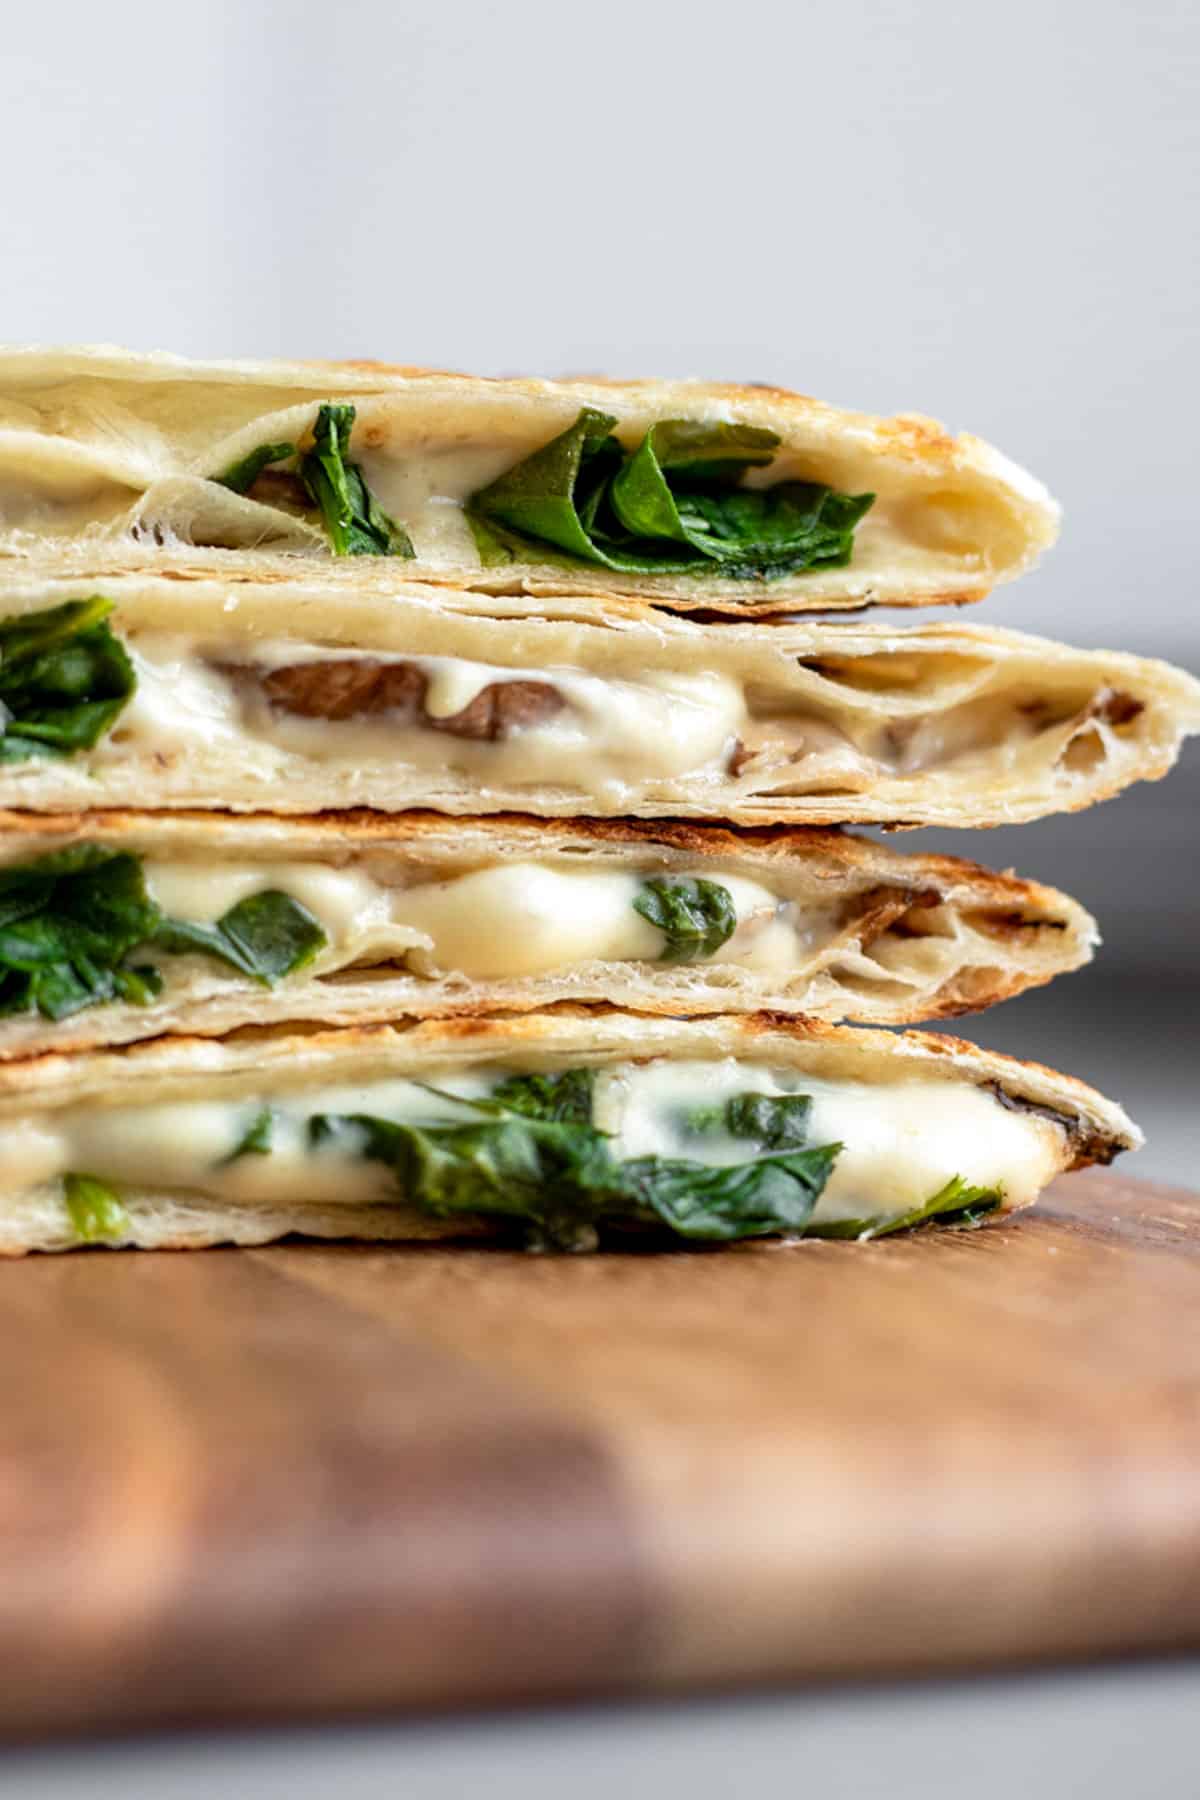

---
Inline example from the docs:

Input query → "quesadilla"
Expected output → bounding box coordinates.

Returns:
[0,576,1194,827]
[0,809,1096,1058]
[0,346,1058,615]
[0,1010,1137,1255]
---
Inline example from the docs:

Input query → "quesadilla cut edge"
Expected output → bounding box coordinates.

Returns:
[0,808,1098,1057]
[0,1010,1139,1255]
[0,575,1194,829]
[0,344,1058,614]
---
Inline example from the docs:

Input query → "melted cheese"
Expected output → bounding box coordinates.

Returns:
[107,636,746,808]
[137,858,796,981]
[3,1058,1062,1228]
[102,637,247,758]
[601,1059,1058,1218]
[145,860,389,938]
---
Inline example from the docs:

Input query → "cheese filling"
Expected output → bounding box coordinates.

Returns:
[141,859,798,980]
[2,1058,1062,1227]
[83,632,1126,810]
[103,637,747,807]
[0,401,993,583]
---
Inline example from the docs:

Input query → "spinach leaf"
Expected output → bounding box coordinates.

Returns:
[223,1106,276,1161]
[633,877,737,963]
[214,440,297,495]
[726,1091,813,1150]
[305,1069,840,1250]
[0,848,164,1021]
[0,849,327,1022]
[299,1077,1003,1251]
[466,409,873,583]
[684,1091,814,1149]
[151,888,327,986]
[297,403,415,558]
[489,1068,596,1124]
[307,1102,627,1252]
[622,1141,841,1242]
[0,597,135,762]
[63,1172,129,1244]
[813,1174,1003,1241]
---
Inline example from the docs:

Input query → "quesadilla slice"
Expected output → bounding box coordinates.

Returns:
[0,810,1096,1058]
[0,346,1058,615]
[0,1011,1137,1255]
[0,576,1193,827]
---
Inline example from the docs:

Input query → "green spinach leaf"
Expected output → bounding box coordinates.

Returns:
[489,1068,597,1124]
[812,1174,1003,1241]
[64,1172,129,1244]
[0,849,328,1022]
[214,440,297,495]
[151,889,327,986]
[466,409,873,583]
[0,597,135,762]
[633,877,738,963]
[223,1106,276,1161]
[297,403,415,558]
[621,1141,841,1242]
[0,848,164,1021]
[305,1069,841,1250]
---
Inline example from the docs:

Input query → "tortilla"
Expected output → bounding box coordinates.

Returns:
[0,808,1097,1057]
[0,1010,1138,1255]
[0,345,1058,615]
[0,574,1194,827]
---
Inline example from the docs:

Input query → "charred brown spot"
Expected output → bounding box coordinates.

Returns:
[972,909,1069,939]
[257,660,564,740]
[1094,689,1144,728]
[857,886,943,940]
[1022,688,1144,732]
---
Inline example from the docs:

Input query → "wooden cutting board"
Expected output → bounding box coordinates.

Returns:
[2,1168,1199,1739]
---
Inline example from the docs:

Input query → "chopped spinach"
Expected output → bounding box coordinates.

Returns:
[467,409,873,583]
[489,1067,597,1125]
[151,888,327,986]
[0,849,328,1023]
[0,597,135,762]
[686,1091,815,1151]
[297,403,415,558]
[619,1140,841,1242]
[214,440,297,495]
[0,848,163,1021]
[812,1173,1003,1241]
[211,404,414,557]
[306,1067,841,1250]
[633,877,738,963]
[223,1106,276,1161]
[63,1172,129,1244]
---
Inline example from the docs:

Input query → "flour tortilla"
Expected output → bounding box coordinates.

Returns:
[0,1011,1139,1254]
[0,574,1195,828]
[0,345,1058,615]
[0,809,1098,1057]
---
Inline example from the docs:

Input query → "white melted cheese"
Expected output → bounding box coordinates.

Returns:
[107,637,746,807]
[600,1059,1058,1220]
[137,858,796,980]
[100,636,248,759]
[390,865,793,978]
[4,1058,1061,1228]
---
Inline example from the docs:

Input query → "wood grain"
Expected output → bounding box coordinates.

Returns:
[0,1170,1198,1737]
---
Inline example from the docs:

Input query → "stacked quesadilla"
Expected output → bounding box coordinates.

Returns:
[0,348,1194,1253]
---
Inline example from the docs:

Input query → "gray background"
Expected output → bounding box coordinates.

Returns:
[3,0,1198,1790]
